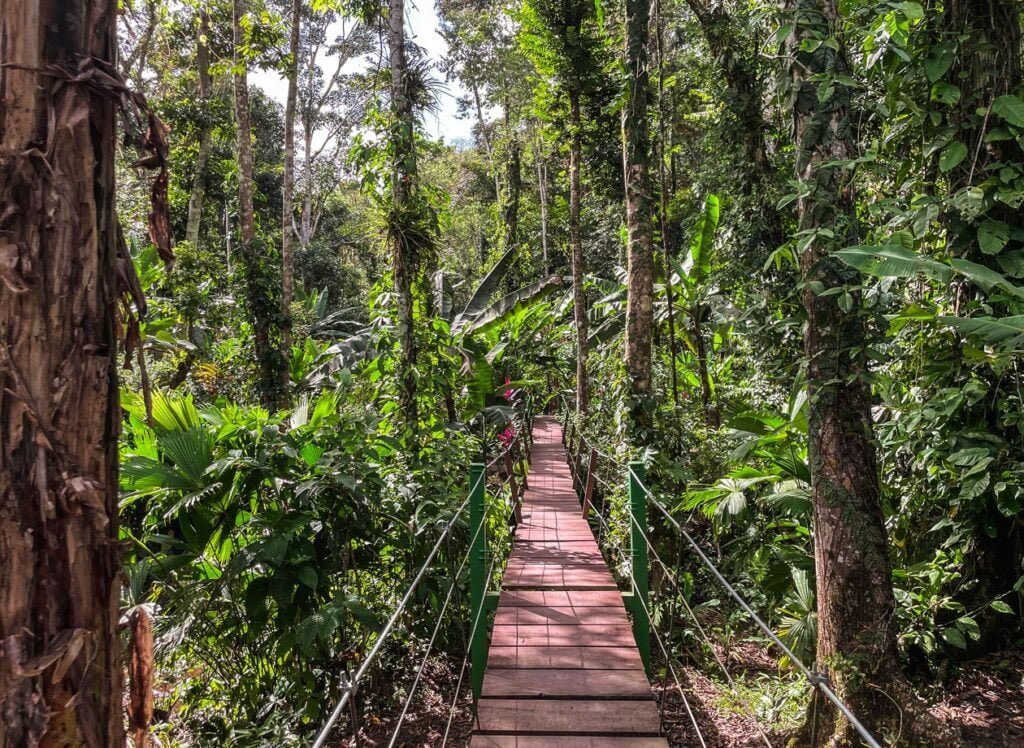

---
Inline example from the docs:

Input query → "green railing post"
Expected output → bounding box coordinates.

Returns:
[628,460,651,675]
[469,462,487,701]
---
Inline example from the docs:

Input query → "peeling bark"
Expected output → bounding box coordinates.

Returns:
[0,0,125,743]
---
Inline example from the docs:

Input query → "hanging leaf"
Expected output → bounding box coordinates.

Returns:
[978,220,1011,255]
[834,244,951,281]
[939,141,968,172]
[994,94,1024,128]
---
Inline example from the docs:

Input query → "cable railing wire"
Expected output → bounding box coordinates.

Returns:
[624,504,776,748]
[386,504,489,748]
[626,465,883,748]
[311,459,503,748]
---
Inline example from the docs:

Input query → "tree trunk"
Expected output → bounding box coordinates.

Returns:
[0,0,125,743]
[302,123,314,247]
[184,10,213,250]
[786,1,936,742]
[281,0,301,396]
[569,88,588,413]
[622,0,655,433]
[535,141,550,274]
[654,0,679,407]
[390,0,418,425]
[233,0,283,407]
[501,132,521,254]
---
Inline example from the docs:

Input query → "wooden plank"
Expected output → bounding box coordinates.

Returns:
[498,590,624,607]
[476,699,662,735]
[472,737,669,748]
[494,606,628,625]
[487,645,644,669]
[491,624,635,647]
[482,668,653,698]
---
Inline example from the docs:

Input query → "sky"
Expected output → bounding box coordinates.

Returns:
[250,1,474,144]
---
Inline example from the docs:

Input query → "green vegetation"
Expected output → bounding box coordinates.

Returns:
[2,0,1023,745]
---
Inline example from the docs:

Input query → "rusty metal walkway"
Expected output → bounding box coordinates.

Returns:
[471,416,668,747]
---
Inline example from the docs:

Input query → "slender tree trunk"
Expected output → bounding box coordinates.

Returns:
[0,0,125,743]
[302,124,314,247]
[623,0,655,432]
[654,0,679,407]
[501,132,522,254]
[185,10,213,250]
[390,0,418,425]
[786,2,948,742]
[233,0,283,407]
[535,141,550,274]
[281,0,301,396]
[569,89,588,413]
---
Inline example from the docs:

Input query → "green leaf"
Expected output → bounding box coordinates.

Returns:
[994,94,1024,128]
[990,600,1014,614]
[938,315,1024,348]
[686,194,720,282]
[940,141,968,172]
[942,626,967,649]
[978,220,1010,255]
[950,258,1024,298]
[834,244,951,281]
[930,82,961,106]
[924,41,956,83]
[298,567,318,589]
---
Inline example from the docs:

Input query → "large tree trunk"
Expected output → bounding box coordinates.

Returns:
[0,0,125,743]
[654,0,679,407]
[281,0,301,396]
[569,89,588,413]
[622,0,655,432]
[390,0,418,425]
[184,10,213,250]
[233,0,283,407]
[787,0,902,741]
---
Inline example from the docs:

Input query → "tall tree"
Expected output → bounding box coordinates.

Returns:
[233,0,285,406]
[0,0,127,741]
[185,9,214,250]
[519,0,602,413]
[785,0,902,740]
[282,0,301,386]
[622,0,655,430]
[389,0,419,425]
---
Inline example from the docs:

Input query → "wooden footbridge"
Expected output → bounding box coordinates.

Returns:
[470,416,668,746]
[313,409,881,748]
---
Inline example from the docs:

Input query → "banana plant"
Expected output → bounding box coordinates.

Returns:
[669,194,725,425]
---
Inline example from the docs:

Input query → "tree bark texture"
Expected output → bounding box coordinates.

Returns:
[622,0,655,430]
[569,89,588,413]
[390,0,419,426]
[654,0,679,407]
[281,0,301,389]
[0,0,125,744]
[233,0,284,407]
[787,0,903,741]
[184,10,213,250]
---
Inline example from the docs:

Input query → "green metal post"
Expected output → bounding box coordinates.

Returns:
[628,460,651,675]
[469,462,487,701]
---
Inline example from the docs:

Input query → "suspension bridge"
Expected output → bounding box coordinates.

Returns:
[312,399,881,748]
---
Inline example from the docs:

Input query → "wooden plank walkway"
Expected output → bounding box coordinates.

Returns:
[471,417,667,747]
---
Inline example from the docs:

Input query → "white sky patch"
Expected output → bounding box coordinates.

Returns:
[251,1,473,145]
